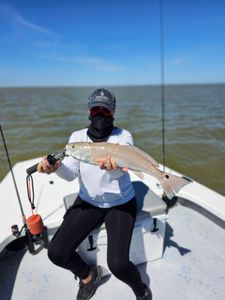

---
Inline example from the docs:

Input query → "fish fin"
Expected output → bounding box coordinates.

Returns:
[133,171,145,180]
[159,173,190,199]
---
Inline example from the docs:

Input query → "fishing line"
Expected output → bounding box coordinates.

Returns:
[160,0,166,172]
[0,124,26,224]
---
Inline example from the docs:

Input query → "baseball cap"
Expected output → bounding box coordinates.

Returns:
[88,88,116,112]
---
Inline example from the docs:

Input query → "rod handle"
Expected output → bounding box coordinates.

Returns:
[26,152,65,175]
[26,163,39,175]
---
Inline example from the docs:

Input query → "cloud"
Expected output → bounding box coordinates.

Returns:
[170,57,189,65]
[16,15,54,35]
[0,3,58,37]
[0,4,121,72]
[33,53,123,71]
[77,57,123,71]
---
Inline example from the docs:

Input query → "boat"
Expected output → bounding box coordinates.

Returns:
[1,3,224,297]
[0,155,225,300]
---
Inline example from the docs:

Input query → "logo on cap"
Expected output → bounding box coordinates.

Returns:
[88,88,116,112]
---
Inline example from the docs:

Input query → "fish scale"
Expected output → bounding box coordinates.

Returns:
[65,142,190,199]
[83,142,158,172]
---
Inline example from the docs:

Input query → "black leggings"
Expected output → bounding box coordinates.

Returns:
[48,196,145,297]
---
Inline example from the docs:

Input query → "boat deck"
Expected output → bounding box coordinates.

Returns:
[1,203,225,300]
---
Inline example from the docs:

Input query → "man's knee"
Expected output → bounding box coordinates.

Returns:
[48,242,68,267]
[107,256,129,277]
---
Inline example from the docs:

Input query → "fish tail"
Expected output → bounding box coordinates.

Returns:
[159,172,190,199]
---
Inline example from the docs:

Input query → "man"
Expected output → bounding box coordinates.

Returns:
[38,88,152,300]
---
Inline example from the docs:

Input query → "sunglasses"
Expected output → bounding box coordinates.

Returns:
[90,106,113,117]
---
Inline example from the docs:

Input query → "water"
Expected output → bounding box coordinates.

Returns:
[0,84,225,196]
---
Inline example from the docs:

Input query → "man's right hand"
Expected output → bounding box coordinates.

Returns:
[37,156,61,174]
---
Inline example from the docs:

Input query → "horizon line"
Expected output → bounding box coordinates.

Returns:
[0,82,225,89]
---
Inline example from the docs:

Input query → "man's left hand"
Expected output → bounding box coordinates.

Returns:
[97,156,128,172]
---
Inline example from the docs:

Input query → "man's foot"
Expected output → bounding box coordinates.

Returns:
[76,266,103,300]
[136,284,152,300]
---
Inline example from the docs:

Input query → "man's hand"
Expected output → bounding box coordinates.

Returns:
[97,156,128,172]
[37,156,61,174]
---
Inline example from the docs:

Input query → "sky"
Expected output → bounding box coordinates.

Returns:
[0,0,225,87]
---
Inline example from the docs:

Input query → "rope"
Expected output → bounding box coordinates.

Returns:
[160,0,166,172]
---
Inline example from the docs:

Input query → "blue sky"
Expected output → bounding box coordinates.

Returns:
[0,0,225,86]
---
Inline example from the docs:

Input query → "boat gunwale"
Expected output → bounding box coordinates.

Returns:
[177,197,225,230]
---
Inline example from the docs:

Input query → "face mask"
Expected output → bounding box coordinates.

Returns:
[87,114,114,142]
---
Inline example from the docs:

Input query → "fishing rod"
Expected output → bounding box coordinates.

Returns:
[26,151,66,175]
[26,150,65,212]
[0,124,27,225]
[1,124,66,252]
[160,0,166,172]
[25,149,66,253]
[25,149,65,252]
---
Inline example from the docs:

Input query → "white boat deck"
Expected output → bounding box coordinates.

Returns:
[1,202,225,300]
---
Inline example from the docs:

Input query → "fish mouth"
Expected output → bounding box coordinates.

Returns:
[64,145,70,157]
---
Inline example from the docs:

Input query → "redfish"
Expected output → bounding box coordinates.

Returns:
[65,142,189,199]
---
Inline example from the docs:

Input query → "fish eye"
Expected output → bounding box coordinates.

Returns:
[72,145,74,149]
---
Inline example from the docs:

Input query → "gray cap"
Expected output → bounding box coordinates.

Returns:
[88,88,116,112]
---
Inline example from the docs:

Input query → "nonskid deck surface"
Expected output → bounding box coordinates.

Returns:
[0,204,225,300]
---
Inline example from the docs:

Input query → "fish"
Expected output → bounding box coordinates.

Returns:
[65,142,190,199]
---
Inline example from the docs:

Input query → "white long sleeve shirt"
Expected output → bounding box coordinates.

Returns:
[56,127,135,208]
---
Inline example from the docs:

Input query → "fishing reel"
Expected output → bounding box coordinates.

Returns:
[25,215,49,254]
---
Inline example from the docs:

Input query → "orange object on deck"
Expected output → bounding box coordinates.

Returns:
[27,214,44,235]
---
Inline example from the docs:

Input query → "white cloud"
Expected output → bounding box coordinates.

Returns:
[0,3,58,37]
[78,57,123,71]
[0,4,122,73]
[33,53,123,72]
[170,57,189,65]
[16,15,53,35]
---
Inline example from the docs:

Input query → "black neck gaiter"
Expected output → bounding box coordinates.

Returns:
[87,114,114,142]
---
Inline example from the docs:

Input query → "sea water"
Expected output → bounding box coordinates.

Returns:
[0,84,225,196]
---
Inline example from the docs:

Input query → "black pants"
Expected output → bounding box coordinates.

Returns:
[48,196,145,296]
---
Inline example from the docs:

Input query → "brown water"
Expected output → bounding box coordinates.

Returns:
[0,84,225,196]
